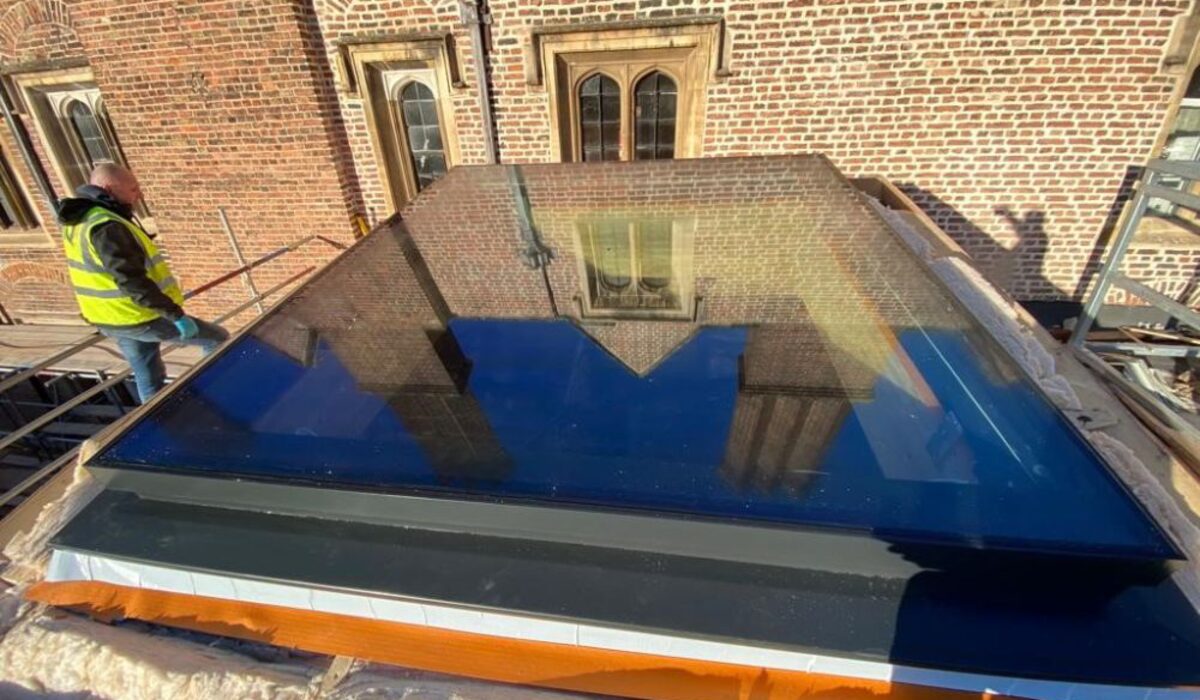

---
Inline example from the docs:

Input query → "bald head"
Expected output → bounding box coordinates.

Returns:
[89,164,141,209]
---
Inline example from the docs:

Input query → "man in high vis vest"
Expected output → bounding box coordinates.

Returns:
[59,164,228,404]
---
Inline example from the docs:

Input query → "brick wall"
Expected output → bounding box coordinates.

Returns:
[0,0,1193,325]
[310,0,490,224]
[0,0,362,323]
[482,0,1193,303]
[0,0,83,320]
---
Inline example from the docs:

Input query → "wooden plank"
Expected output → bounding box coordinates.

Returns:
[310,655,357,699]
[0,461,77,549]
[1109,273,1200,331]
[1124,327,1200,346]
[0,326,93,369]
[851,176,963,256]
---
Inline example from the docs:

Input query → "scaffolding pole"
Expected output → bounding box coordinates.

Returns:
[219,207,265,316]
[1070,159,1200,354]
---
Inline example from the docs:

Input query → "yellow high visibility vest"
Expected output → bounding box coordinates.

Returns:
[61,206,184,326]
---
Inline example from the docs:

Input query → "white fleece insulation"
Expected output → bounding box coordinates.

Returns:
[0,587,313,699]
[323,665,586,699]
[0,586,589,699]
[2,465,103,586]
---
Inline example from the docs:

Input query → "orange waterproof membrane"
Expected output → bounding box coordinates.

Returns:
[28,580,1019,700]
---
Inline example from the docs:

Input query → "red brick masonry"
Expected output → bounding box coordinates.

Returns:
[0,0,1192,322]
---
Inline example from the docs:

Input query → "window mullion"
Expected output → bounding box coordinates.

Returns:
[629,222,641,298]
[589,224,598,299]
[59,113,90,180]
[389,98,419,202]
[621,65,632,162]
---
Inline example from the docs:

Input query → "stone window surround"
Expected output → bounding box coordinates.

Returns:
[8,66,149,239]
[0,145,39,241]
[336,35,463,213]
[533,19,724,164]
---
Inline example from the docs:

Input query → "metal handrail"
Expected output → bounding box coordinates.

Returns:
[181,234,345,300]
[0,449,77,510]
[0,234,343,396]
[0,265,316,509]
[0,334,107,396]
[0,231,345,508]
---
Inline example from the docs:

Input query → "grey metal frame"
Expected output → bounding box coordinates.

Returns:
[1070,158,1200,355]
[84,465,934,579]
[51,484,1200,690]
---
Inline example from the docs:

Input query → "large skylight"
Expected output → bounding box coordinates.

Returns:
[92,157,1178,560]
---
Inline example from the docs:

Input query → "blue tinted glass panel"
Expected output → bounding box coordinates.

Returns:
[95,159,1178,560]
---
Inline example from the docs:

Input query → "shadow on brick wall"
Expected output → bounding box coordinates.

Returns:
[898,168,1147,328]
[901,167,1143,304]
[896,184,1052,300]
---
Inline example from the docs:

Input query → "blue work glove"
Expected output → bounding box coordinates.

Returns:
[173,316,199,340]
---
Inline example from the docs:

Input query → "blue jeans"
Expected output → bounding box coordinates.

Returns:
[100,318,229,404]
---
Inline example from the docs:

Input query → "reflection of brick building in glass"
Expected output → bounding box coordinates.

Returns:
[400,156,965,367]
[722,323,875,496]
[257,229,512,484]
[251,156,973,495]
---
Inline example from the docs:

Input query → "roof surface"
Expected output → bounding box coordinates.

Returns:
[49,157,1200,690]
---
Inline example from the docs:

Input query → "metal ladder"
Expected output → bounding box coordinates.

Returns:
[1071,158,1200,357]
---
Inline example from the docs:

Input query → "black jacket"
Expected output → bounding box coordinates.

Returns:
[58,186,184,322]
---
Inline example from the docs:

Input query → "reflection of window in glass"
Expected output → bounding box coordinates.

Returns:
[581,219,682,314]
[1151,66,1200,216]
[637,219,673,290]
[592,220,631,290]
[398,81,447,192]
[579,74,621,162]
[66,100,116,169]
[634,72,677,161]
